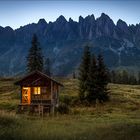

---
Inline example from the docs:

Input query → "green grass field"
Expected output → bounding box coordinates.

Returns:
[0,78,140,140]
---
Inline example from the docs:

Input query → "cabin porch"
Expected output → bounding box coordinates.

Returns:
[18,86,57,115]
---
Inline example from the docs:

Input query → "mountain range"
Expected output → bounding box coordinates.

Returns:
[0,13,140,76]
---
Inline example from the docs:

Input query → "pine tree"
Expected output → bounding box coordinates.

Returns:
[78,46,91,101]
[107,69,111,83]
[110,70,116,83]
[73,71,76,79]
[138,71,140,84]
[116,71,122,84]
[44,58,51,76]
[96,54,109,102]
[122,70,129,84]
[86,54,98,103]
[27,34,43,73]
[129,73,137,85]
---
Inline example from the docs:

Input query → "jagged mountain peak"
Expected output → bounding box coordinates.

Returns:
[96,13,115,26]
[38,18,47,25]
[85,14,95,21]
[117,19,128,33]
[78,15,95,24]
[100,13,111,20]
[91,14,95,20]
[79,15,84,23]
[69,17,74,22]
[56,15,67,23]
[117,19,128,28]
[0,26,4,30]
[5,26,13,31]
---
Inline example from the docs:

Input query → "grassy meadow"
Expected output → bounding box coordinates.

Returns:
[0,78,140,140]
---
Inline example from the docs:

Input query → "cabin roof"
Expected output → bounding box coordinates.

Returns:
[15,71,63,86]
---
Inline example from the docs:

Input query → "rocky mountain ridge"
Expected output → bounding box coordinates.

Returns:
[0,13,140,76]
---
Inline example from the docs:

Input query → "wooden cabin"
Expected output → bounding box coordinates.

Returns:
[15,71,63,115]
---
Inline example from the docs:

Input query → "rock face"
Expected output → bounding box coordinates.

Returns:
[0,13,140,76]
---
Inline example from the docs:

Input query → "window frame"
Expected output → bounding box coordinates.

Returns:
[33,87,41,95]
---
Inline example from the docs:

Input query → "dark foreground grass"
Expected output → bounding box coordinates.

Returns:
[0,111,140,140]
[0,78,140,140]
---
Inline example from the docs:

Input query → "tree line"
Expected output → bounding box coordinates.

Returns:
[109,70,140,85]
[78,46,109,104]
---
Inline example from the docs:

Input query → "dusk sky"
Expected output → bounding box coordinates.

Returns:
[0,0,140,29]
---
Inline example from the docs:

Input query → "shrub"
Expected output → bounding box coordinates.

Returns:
[56,103,70,114]
[60,95,72,106]
[70,96,80,106]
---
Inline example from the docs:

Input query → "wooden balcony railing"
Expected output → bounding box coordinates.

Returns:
[31,94,51,100]
[31,94,51,105]
[31,99,51,104]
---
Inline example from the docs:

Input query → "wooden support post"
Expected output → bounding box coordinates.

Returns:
[51,81,54,115]
[20,86,22,104]
[42,106,44,117]
[57,86,59,106]
[38,104,40,116]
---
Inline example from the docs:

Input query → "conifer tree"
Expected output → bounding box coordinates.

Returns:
[78,46,91,101]
[96,54,109,102]
[110,70,116,83]
[27,34,43,73]
[86,54,98,103]
[116,71,122,84]
[73,71,76,79]
[44,58,51,76]
[129,73,137,85]
[138,71,140,84]
[122,70,129,84]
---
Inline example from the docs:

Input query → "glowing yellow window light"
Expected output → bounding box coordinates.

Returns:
[34,87,41,95]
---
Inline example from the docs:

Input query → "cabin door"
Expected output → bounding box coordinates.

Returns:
[22,87,31,104]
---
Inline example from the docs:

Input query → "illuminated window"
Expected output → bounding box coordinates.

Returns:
[34,87,40,95]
